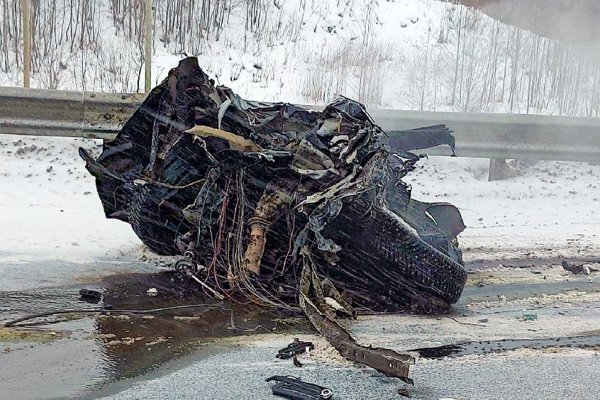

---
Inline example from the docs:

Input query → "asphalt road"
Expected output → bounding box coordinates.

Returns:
[93,337,599,400]
[1,259,600,400]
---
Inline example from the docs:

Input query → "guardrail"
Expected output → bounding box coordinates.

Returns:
[0,86,143,140]
[374,110,600,163]
[1,87,600,165]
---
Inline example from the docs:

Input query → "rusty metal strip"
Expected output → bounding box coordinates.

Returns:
[298,259,415,384]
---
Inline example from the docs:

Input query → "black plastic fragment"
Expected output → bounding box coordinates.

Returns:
[79,288,103,303]
[386,125,456,155]
[266,376,333,400]
[276,338,315,359]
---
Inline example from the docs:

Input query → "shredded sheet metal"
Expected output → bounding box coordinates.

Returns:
[80,56,467,314]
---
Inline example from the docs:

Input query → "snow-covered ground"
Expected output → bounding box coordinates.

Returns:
[0,136,140,263]
[406,157,600,262]
[1,133,598,264]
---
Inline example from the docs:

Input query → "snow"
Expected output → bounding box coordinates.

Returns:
[405,157,600,262]
[0,136,140,263]
[0,0,599,264]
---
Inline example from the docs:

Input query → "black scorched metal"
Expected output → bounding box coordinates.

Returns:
[80,57,468,382]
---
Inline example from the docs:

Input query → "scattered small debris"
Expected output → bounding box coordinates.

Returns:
[519,314,538,321]
[122,337,137,345]
[397,387,411,397]
[146,336,169,346]
[266,376,333,400]
[96,333,117,340]
[562,261,597,275]
[292,356,303,368]
[276,338,315,359]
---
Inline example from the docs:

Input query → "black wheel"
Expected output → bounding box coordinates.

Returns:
[128,184,182,255]
[323,199,467,307]
[369,206,467,304]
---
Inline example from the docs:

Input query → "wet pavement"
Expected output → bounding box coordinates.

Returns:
[0,258,158,292]
[1,258,600,399]
[0,261,307,400]
[91,336,600,400]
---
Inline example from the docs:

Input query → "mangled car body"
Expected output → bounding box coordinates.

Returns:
[81,57,467,382]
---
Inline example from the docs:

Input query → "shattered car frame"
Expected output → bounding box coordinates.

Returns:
[81,57,467,382]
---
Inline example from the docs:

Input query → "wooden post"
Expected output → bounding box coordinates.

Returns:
[20,0,31,88]
[144,0,153,92]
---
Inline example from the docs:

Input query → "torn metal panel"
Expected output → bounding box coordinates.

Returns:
[81,55,467,308]
[81,57,469,383]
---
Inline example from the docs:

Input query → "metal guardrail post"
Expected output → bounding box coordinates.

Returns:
[488,158,509,181]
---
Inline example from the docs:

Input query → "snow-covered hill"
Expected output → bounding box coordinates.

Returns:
[1,0,599,115]
[0,0,599,265]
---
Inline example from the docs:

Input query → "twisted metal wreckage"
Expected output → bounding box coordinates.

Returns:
[80,57,467,384]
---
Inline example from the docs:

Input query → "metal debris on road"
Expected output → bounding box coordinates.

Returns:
[277,338,315,360]
[293,356,303,368]
[266,376,333,400]
[79,288,103,303]
[562,260,597,275]
[519,314,538,321]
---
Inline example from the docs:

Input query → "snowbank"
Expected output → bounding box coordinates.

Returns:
[1,134,598,263]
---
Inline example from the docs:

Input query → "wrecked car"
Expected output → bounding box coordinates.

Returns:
[80,57,467,382]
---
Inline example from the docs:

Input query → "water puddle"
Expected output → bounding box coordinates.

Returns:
[0,269,308,400]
